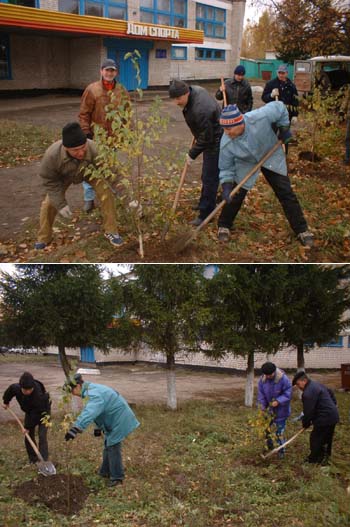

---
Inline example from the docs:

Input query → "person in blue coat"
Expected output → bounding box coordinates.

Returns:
[217,102,314,247]
[65,374,140,487]
[257,362,292,457]
[292,371,339,464]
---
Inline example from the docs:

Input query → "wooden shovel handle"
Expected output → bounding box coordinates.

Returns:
[6,406,44,461]
[262,428,305,459]
[221,77,227,107]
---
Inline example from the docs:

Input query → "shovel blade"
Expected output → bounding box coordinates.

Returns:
[37,460,56,477]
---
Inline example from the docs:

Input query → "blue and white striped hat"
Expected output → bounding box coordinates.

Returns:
[219,104,244,128]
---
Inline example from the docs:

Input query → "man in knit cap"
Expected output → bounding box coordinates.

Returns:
[64,374,140,487]
[215,64,253,113]
[257,362,292,457]
[2,372,51,464]
[34,122,123,250]
[217,102,314,246]
[169,79,223,226]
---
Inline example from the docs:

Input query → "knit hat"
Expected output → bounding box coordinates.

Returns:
[19,372,35,389]
[277,64,288,73]
[62,122,87,148]
[292,370,307,386]
[234,65,245,75]
[219,104,244,128]
[169,79,190,98]
[261,362,276,375]
[101,58,117,70]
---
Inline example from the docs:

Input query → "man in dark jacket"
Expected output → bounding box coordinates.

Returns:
[292,371,339,464]
[2,372,51,463]
[215,65,253,113]
[169,79,223,225]
[262,64,299,122]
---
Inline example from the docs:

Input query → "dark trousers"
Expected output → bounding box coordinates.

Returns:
[308,424,336,463]
[198,150,220,220]
[218,167,308,235]
[99,441,124,482]
[25,423,49,462]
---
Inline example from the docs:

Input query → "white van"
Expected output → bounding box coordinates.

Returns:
[294,55,350,96]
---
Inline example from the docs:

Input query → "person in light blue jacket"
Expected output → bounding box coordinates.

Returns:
[65,374,139,487]
[217,102,314,247]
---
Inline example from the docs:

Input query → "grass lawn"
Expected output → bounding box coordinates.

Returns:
[1,392,349,526]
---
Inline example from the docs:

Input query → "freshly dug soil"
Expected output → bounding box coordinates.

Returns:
[13,473,89,515]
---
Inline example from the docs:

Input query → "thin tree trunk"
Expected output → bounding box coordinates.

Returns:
[166,354,177,410]
[297,342,305,371]
[245,351,255,407]
[58,343,71,379]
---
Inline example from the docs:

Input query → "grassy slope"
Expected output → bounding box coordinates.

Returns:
[0,393,349,527]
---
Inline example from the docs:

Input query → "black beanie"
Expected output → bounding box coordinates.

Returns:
[19,372,35,389]
[169,79,189,98]
[261,362,276,375]
[62,122,87,148]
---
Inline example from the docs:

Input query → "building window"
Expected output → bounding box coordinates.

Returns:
[0,34,11,80]
[171,45,187,60]
[195,48,225,61]
[140,0,187,27]
[5,0,37,6]
[155,49,167,58]
[196,3,226,39]
[58,0,127,19]
[324,336,344,347]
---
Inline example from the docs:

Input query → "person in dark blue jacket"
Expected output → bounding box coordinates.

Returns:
[2,371,51,463]
[261,64,299,122]
[257,362,292,457]
[292,371,339,464]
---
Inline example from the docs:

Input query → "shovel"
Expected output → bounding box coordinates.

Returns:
[221,77,228,107]
[260,428,305,460]
[174,140,282,253]
[6,407,56,476]
[161,137,195,241]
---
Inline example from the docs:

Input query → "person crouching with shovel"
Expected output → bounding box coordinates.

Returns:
[2,371,51,466]
[217,102,314,247]
[64,374,140,487]
[257,362,292,458]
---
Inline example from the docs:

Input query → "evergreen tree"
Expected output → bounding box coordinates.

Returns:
[0,265,120,377]
[117,264,207,410]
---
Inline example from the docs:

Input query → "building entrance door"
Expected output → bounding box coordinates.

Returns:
[105,38,153,91]
[80,346,95,363]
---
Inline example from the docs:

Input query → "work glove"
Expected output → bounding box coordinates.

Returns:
[59,205,73,219]
[65,426,81,441]
[291,116,298,125]
[221,182,234,204]
[278,126,293,144]
[94,428,102,437]
[186,153,195,166]
[271,88,279,99]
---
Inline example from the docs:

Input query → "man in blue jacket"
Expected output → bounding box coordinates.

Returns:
[65,374,139,487]
[257,362,292,457]
[217,102,314,247]
[262,64,299,123]
[292,371,339,464]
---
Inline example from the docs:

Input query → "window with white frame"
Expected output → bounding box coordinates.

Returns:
[195,48,225,60]
[195,3,226,38]
[140,0,187,27]
[171,46,187,60]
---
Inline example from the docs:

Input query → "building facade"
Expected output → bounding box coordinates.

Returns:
[0,0,245,92]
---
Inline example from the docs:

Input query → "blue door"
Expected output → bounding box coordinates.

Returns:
[105,38,153,91]
[80,346,95,363]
